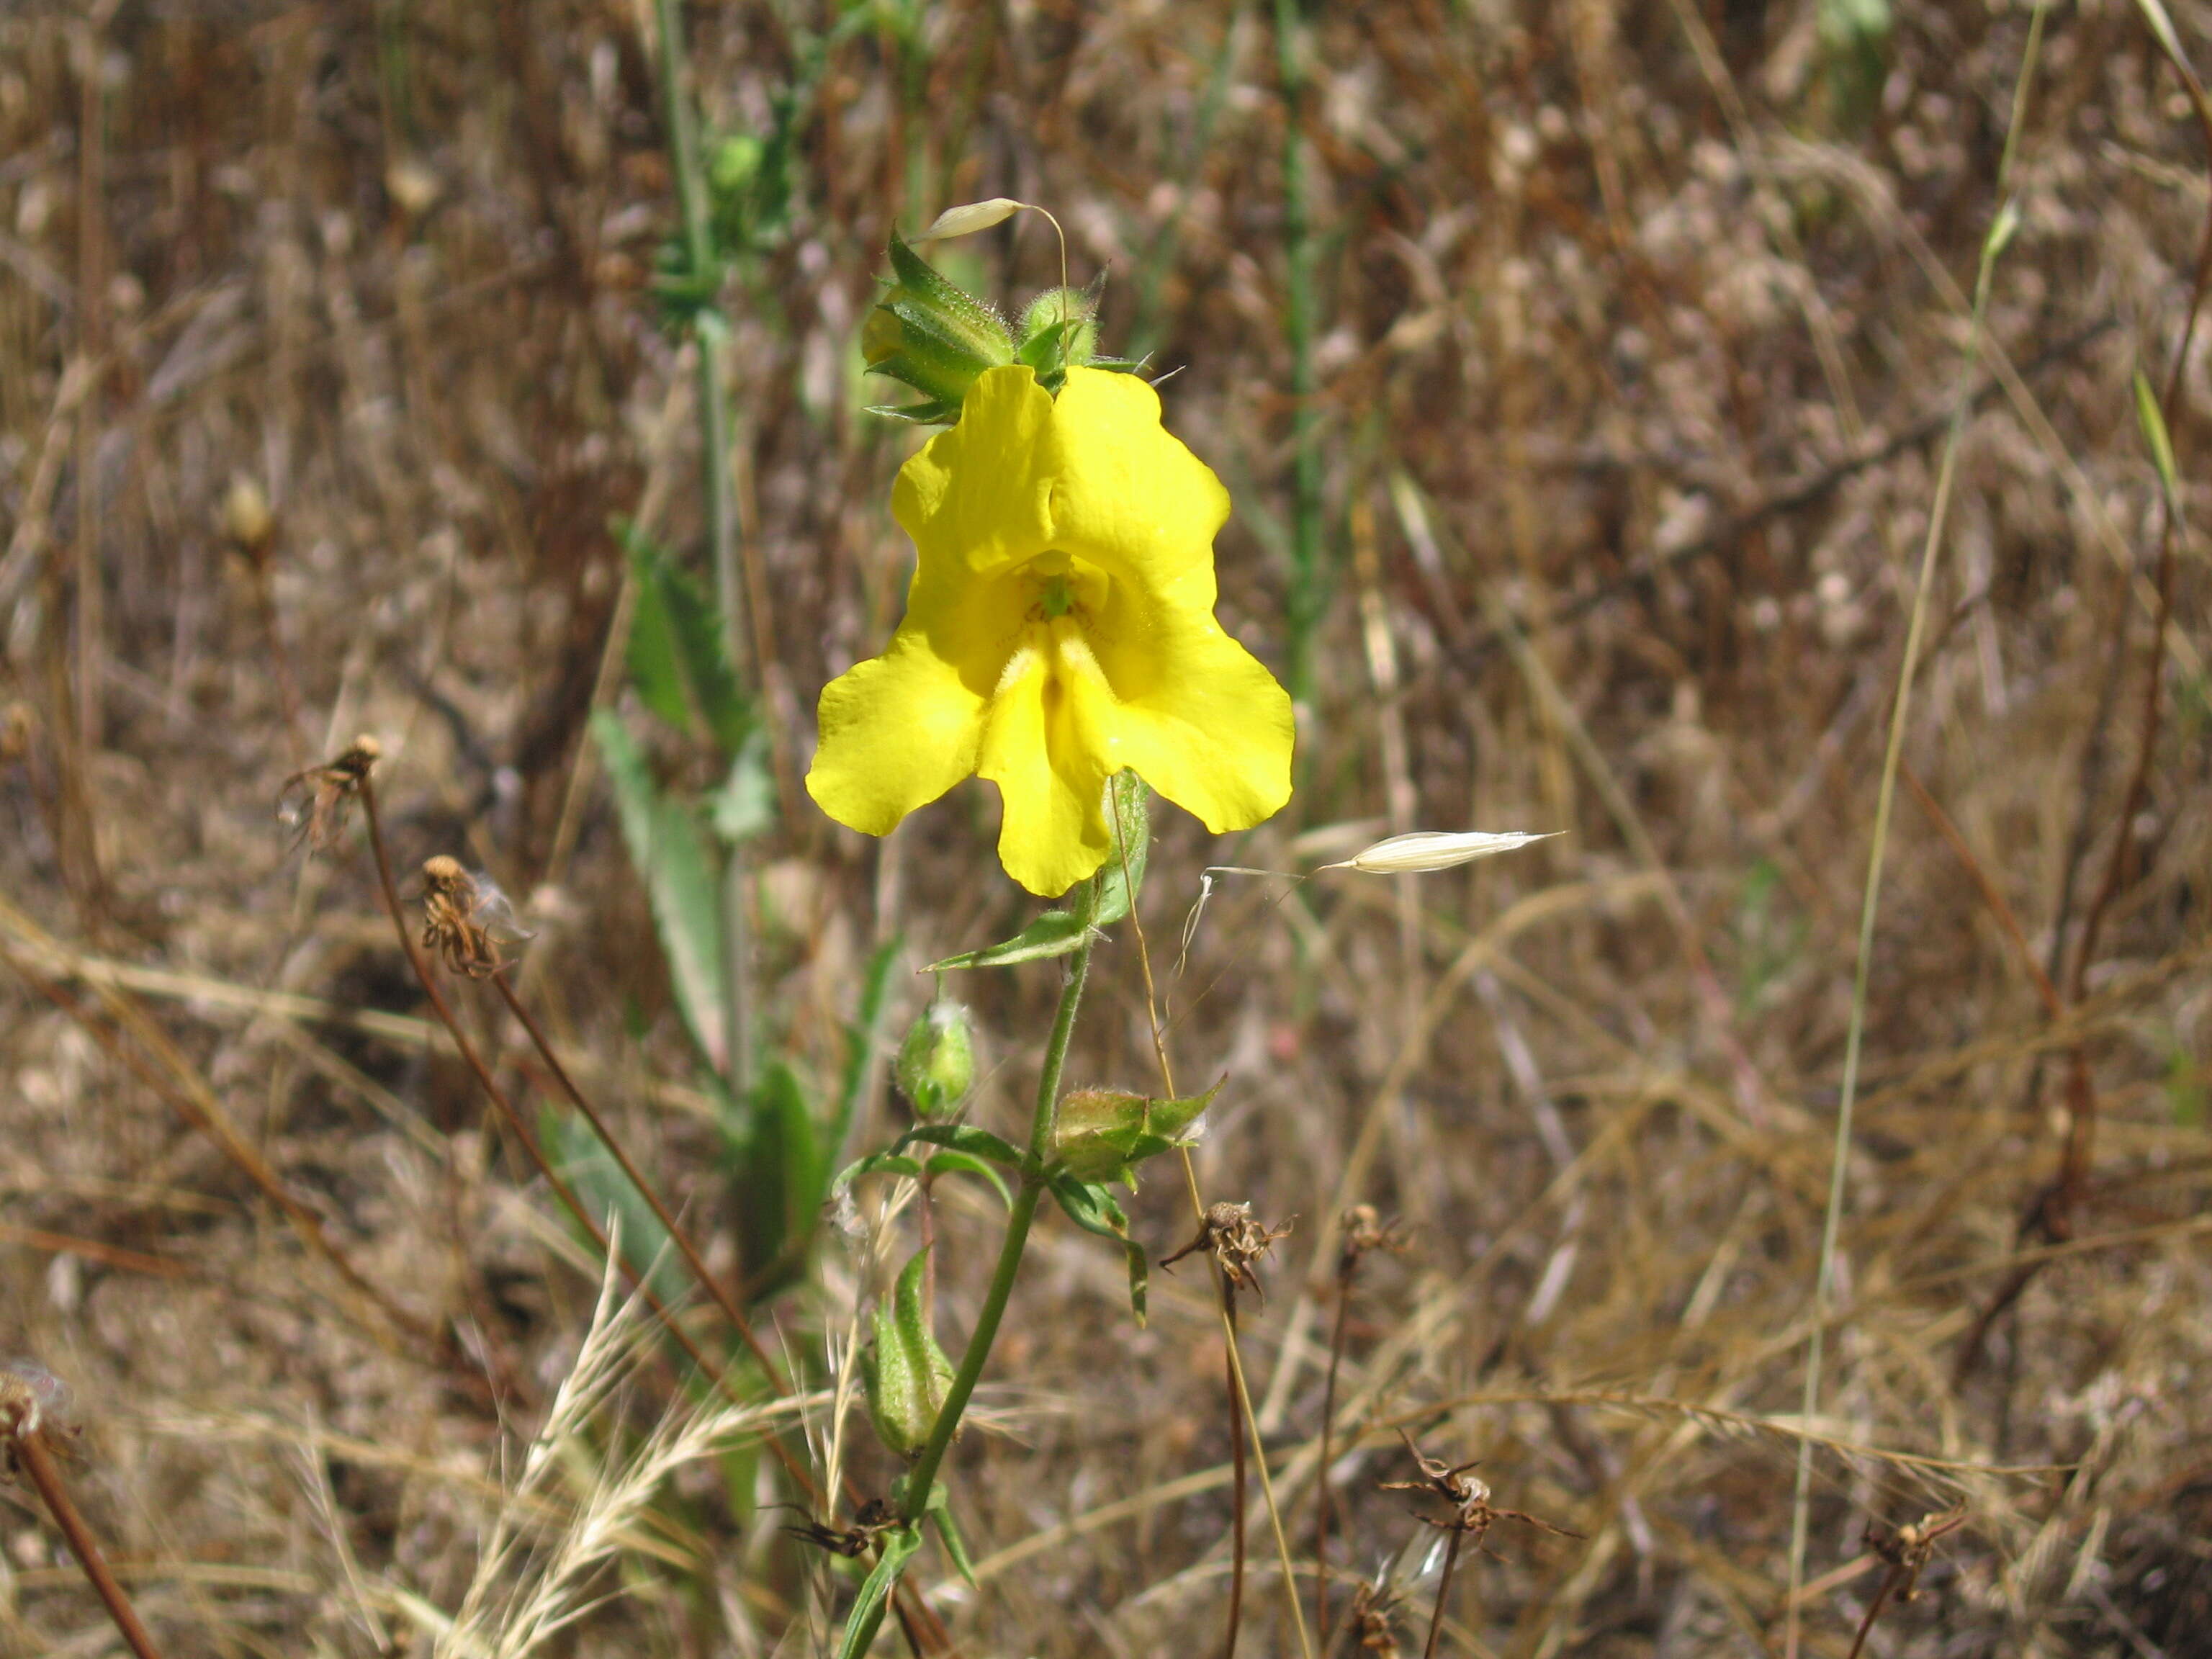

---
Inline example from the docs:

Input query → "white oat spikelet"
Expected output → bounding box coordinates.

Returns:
[1317,830,1557,875]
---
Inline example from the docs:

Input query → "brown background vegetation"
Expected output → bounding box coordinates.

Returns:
[2,0,2209,1654]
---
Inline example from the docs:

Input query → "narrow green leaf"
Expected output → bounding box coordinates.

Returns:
[922,1151,1012,1208]
[835,1151,925,1187]
[833,940,903,1148]
[835,1526,922,1659]
[1076,772,1150,930]
[620,536,695,735]
[2134,368,2181,502]
[618,521,752,757]
[592,711,727,1069]
[1048,1175,1149,1326]
[543,1110,687,1305]
[926,909,1090,971]
[920,1484,978,1587]
[896,1123,1024,1168]
[711,734,777,845]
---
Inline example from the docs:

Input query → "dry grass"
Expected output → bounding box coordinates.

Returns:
[3,1,2210,1655]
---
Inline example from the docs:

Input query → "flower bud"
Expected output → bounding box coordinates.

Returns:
[1016,285,1099,371]
[863,235,1014,418]
[860,1249,956,1461]
[896,999,975,1119]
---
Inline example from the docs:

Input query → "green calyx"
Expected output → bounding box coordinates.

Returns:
[865,238,1146,424]
[895,999,976,1119]
[863,235,1015,423]
[860,1246,957,1462]
[1051,1079,1220,1188]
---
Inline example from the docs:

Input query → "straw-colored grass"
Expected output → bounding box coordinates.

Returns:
[3,3,2208,1655]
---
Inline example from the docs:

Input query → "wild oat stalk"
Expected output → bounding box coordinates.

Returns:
[1781,9,2046,1653]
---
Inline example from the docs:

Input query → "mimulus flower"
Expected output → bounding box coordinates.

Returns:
[807,364,1295,896]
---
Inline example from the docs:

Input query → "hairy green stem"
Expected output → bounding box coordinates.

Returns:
[845,932,1094,1654]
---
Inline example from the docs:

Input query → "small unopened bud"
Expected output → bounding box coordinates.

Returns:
[221,475,274,559]
[896,999,975,1119]
[1016,285,1098,369]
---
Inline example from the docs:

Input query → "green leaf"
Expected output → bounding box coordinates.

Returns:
[593,710,727,1069]
[832,940,902,1154]
[542,1110,688,1305]
[832,1145,1012,1208]
[896,1123,1024,1168]
[711,733,777,846]
[922,1151,1012,1208]
[722,1062,820,1298]
[2134,368,2181,503]
[835,1524,922,1659]
[918,1483,978,1587]
[1075,771,1150,930]
[617,521,752,757]
[926,909,1090,971]
[835,1151,925,1187]
[1048,1175,1149,1326]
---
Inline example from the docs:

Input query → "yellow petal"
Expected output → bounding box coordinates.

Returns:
[806,626,985,836]
[976,639,1113,896]
[892,366,1058,582]
[1045,367,1231,606]
[1075,598,1295,834]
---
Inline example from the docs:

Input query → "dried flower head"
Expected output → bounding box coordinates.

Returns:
[1865,1507,1967,1604]
[1380,1429,1579,1552]
[277,736,381,853]
[419,856,530,979]
[0,1359,78,1477]
[1346,1575,1405,1658]
[1159,1200,1295,1302]
[1338,1203,1411,1282]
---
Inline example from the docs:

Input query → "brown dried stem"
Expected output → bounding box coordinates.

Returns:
[4,1413,167,1659]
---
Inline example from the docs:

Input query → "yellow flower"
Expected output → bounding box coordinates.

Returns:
[806,364,1295,896]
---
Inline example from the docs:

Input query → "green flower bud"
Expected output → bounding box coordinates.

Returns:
[863,235,1015,416]
[860,1249,956,1462]
[896,999,976,1119]
[1051,1081,1219,1187]
[1015,285,1099,372]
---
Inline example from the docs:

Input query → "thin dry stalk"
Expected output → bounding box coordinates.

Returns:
[2,1367,167,1659]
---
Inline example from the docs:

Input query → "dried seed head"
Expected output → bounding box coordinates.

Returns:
[277,737,382,854]
[1159,1200,1295,1302]
[0,1359,69,1442]
[420,856,509,979]
[1339,1204,1411,1281]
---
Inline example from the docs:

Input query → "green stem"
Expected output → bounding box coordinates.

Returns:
[1274,0,1322,705]
[845,932,1094,1654]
